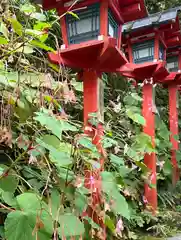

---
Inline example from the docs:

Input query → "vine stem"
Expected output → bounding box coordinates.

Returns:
[0,203,15,212]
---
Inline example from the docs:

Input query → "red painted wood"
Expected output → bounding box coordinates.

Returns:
[154,32,159,60]
[59,15,69,47]
[119,0,147,22]
[142,83,157,214]
[166,36,180,47]
[48,37,128,72]
[179,51,181,70]
[83,70,98,125]
[169,84,179,185]
[108,0,124,24]
[120,61,169,82]
[100,0,108,36]
[127,38,133,63]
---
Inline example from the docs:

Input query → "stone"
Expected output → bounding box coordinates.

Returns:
[167,236,181,240]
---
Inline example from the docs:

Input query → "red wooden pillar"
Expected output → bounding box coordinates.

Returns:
[83,70,106,238]
[142,82,157,214]
[168,83,179,185]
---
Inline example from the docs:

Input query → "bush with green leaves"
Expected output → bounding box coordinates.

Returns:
[0,1,180,240]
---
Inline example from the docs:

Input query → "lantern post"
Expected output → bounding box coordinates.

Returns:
[160,46,181,184]
[33,0,148,236]
[169,82,179,185]
[120,9,181,213]
[158,8,181,184]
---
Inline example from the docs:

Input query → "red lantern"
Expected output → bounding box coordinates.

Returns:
[158,9,181,185]
[120,7,181,214]
[33,0,146,72]
[160,46,181,185]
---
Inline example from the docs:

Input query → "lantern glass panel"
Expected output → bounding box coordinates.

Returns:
[166,56,179,72]
[132,40,154,64]
[108,9,118,38]
[66,3,100,44]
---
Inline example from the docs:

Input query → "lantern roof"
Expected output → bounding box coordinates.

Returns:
[122,6,181,33]
[36,0,147,22]
[119,0,147,22]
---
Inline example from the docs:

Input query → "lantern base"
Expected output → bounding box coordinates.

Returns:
[159,72,181,85]
[119,61,169,82]
[48,37,129,72]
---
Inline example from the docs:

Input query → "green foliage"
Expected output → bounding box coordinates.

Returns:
[0,1,179,240]
[58,214,85,237]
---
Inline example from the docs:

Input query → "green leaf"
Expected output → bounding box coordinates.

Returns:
[5,211,35,240]
[103,137,117,148]
[0,165,18,193]
[118,166,131,177]
[25,29,44,38]
[15,44,34,54]
[0,167,4,175]
[125,146,142,161]
[35,112,62,139]
[105,216,115,232]
[41,134,60,149]
[9,18,23,36]
[78,136,97,152]
[163,159,172,176]
[135,161,148,172]
[101,172,130,219]
[0,37,8,44]
[16,193,42,212]
[20,4,36,13]
[5,210,52,240]
[74,190,87,214]
[30,40,54,52]
[101,171,117,193]
[67,11,79,19]
[41,134,72,154]
[176,150,181,162]
[58,214,84,237]
[50,189,60,220]
[57,168,75,182]
[30,13,46,21]
[25,29,47,42]
[36,138,72,166]
[173,134,179,141]
[110,154,124,166]
[0,23,8,39]
[48,63,60,72]
[126,109,145,126]
[83,216,100,229]
[1,191,17,207]
[131,93,142,102]
[0,226,5,238]
[50,150,72,166]
[111,191,130,219]
[34,110,77,140]
[71,81,83,92]
[34,22,51,31]
[0,61,4,70]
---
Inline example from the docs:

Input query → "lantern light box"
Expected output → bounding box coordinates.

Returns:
[161,46,181,84]
[167,55,179,72]
[66,3,119,45]
[166,47,181,73]
[132,39,165,64]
